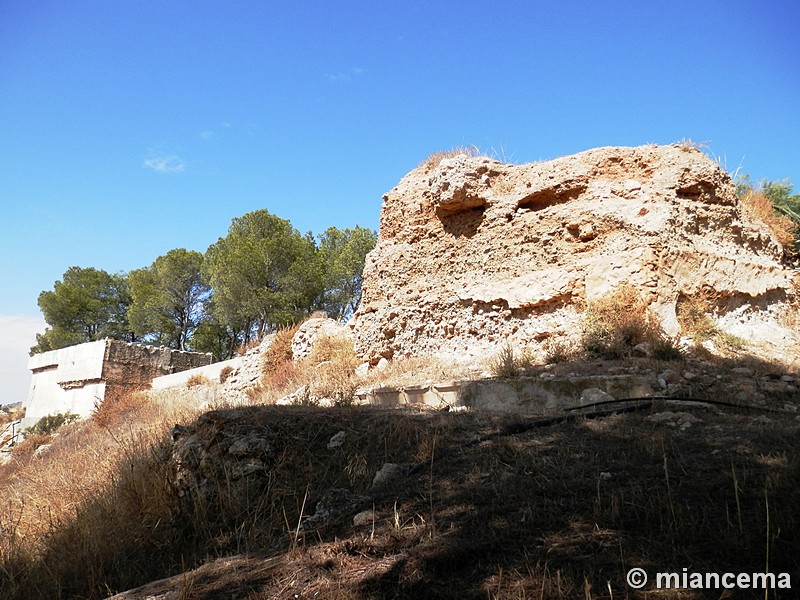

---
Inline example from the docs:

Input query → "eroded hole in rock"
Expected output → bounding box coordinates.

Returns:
[517,184,587,211]
[439,205,486,238]
[676,182,715,203]
[434,194,487,216]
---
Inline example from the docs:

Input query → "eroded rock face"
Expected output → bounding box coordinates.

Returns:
[350,145,796,363]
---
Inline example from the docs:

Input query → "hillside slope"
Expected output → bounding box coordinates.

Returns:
[3,389,799,599]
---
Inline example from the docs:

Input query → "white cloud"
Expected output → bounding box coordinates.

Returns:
[143,154,186,174]
[0,315,46,406]
[324,66,366,84]
[200,130,215,140]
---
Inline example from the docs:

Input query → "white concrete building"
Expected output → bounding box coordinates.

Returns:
[24,339,211,428]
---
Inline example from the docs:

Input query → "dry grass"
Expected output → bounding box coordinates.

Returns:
[252,318,472,405]
[581,285,680,359]
[359,355,474,389]
[218,365,234,383]
[305,335,362,404]
[4,402,797,599]
[253,322,362,406]
[186,373,211,388]
[0,388,204,599]
[418,146,481,170]
[740,190,799,251]
[542,337,577,364]
[677,292,720,342]
[674,138,709,152]
[677,292,751,354]
[246,324,302,401]
[260,324,301,389]
[488,343,534,378]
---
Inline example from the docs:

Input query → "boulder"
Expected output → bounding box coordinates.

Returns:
[350,145,797,363]
[291,317,350,361]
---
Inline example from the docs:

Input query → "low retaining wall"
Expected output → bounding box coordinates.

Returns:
[151,357,242,390]
[355,375,658,413]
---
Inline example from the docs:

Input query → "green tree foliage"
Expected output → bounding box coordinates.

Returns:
[31,267,132,354]
[31,211,376,359]
[317,226,377,321]
[759,179,800,223]
[25,412,80,436]
[128,249,209,350]
[188,311,241,361]
[202,210,324,345]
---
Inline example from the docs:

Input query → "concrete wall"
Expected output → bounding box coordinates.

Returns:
[355,375,657,413]
[25,340,108,425]
[151,357,242,390]
[23,340,212,428]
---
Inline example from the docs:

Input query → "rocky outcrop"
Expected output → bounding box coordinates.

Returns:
[291,317,350,361]
[350,145,797,363]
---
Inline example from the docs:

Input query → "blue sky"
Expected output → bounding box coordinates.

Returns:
[1,0,798,403]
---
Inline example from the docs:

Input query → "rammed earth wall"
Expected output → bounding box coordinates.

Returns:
[350,144,797,363]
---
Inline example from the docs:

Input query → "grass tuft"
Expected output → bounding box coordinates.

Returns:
[488,343,534,378]
[581,285,679,359]
[186,373,211,388]
[418,146,481,170]
[218,365,234,383]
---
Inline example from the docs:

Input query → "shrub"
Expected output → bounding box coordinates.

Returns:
[219,365,234,383]
[186,374,211,388]
[581,285,677,359]
[24,412,79,436]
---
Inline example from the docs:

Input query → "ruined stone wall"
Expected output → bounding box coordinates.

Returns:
[350,144,797,363]
[101,340,212,404]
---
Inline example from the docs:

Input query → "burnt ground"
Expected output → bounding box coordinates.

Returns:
[107,397,800,600]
